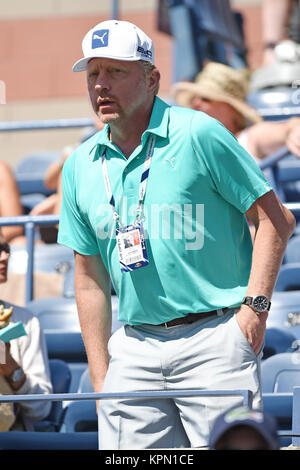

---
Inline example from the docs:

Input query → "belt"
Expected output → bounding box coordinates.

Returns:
[156,308,232,329]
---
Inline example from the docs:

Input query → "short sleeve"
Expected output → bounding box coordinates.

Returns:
[191,115,272,213]
[57,153,100,255]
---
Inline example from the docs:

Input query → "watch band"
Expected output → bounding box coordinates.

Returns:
[243,296,253,306]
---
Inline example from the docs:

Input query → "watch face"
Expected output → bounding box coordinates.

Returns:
[12,368,24,383]
[253,296,269,312]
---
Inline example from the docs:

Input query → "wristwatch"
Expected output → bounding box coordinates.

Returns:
[242,295,271,314]
[6,367,25,384]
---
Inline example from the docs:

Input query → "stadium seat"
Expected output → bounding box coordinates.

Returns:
[247,87,300,120]
[276,155,300,203]
[261,352,300,393]
[0,432,98,450]
[261,354,300,444]
[26,294,122,334]
[10,243,74,276]
[15,151,59,177]
[275,263,300,291]
[14,152,59,213]
[263,327,297,360]
[77,367,93,393]
[26,296,122,392]
[26,297,79,326]
[263,392,293,431]
[9,243,75,298]
[62,401,97,433]
[45,331,87,363]
[285,235,300,264]
[267,290,300,339]
[26,298,88,391]
[34,359,71,432]
[277,156,300,184]
[68,362,89,394]
[27,298,86,363]
[263,392,294,446]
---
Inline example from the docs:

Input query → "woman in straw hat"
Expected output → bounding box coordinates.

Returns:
[171,62,300,163]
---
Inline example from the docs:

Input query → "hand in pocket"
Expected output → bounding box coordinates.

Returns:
[235,306,267,356]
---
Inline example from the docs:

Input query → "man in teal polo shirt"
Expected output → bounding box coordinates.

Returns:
[58,20,295,449]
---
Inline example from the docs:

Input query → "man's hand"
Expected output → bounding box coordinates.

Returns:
[93,377,107,415]
[235,305,268,356]
[0,343,18,377]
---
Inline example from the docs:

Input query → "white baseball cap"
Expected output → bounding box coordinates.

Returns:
[72,20,155,72]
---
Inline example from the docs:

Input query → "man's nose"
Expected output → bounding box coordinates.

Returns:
[94,71,110,92]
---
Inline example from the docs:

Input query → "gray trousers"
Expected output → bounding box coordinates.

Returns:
[98,310,263,449]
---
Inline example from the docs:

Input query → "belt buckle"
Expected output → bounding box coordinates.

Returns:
[163,321,179,329]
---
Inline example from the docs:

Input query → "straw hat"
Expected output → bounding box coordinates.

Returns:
[171,62,262,124]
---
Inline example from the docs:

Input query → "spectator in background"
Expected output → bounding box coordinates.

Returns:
[261,0,293,66]
[171,61,300,163]
[0,161,25,244]
[30,117,104,217]
[209,406,280,450]
[0,229,52,430]
[261,0,300,67]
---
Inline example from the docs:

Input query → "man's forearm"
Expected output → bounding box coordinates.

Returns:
[74,253,112,392]
[248,118,300,159]
[239,192,295,354]
[76,284,112,391]
[246,220,290,298]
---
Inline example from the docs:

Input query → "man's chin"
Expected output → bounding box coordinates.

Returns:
[98,112,120,125]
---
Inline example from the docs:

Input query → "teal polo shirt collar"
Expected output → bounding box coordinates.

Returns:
[89,96,170,161]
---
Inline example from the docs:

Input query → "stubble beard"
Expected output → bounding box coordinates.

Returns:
[97,112,120,125]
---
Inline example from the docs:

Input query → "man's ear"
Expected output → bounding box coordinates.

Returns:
[148,68,160,95]
[190,96,204,111]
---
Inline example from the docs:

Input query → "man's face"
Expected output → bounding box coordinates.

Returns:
[0,239,10,284]
[86,58,149,126]
[190,96,240,134]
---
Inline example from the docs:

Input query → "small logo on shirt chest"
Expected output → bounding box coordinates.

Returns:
[165,156,176,168]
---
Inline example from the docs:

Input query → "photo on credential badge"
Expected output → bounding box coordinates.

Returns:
[123,232,137,249]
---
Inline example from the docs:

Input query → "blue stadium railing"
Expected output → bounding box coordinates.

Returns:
[0,388,254,408]
[1,388,300,448]
[0,117,94,132]
[0,388,253,449]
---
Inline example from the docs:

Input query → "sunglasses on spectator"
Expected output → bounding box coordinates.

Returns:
[0,243,10,255]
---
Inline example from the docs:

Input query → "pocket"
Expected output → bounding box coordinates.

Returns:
[107,326,122,355]
[232,314,257,358]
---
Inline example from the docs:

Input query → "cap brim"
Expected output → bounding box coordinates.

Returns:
[72,57,91,72]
